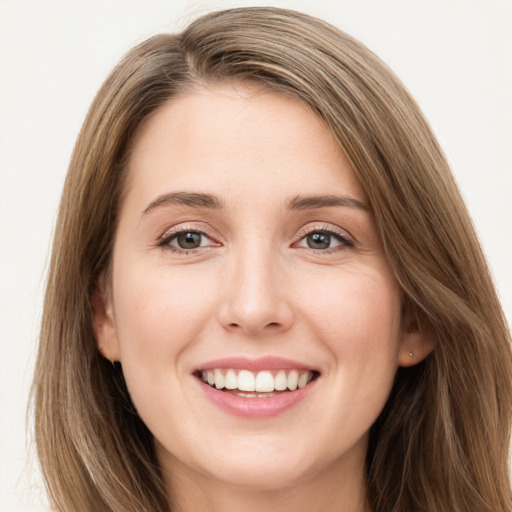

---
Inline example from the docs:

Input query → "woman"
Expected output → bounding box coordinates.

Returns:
[32,7,512,512]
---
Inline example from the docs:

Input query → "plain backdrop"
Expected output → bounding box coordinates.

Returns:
[1,1,511,510]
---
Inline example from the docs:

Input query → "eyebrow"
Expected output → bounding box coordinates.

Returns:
[287,194,369,211]
[142,192,224,216]
[142,191,369,217]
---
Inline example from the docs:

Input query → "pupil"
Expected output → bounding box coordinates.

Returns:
[178,232,201,249]
[307,232,330,249]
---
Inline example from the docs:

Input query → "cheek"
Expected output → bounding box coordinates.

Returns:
[304,269,402,352]
[305,271,402,429]
[301,267,402,411]
[112,265,217,365]
[110,266,219,436]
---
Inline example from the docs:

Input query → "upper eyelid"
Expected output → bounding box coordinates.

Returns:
[159,222,216,240]
[294,223,354,241]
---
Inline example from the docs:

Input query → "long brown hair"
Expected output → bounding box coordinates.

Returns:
[32,7,512,511]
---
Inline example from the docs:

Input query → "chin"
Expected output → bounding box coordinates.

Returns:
[205,454,313,490]
[158,435,320,491]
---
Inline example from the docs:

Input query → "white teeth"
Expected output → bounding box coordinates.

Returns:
[287,370,299,390]
[255,371,274,392]
[224,369,237,389]
[298,371,310,389]
[274,370,288,391]
[200,368,316,393]
[238,370,255,391]
[214,369,224,389]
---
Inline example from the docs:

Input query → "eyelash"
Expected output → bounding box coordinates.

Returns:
[293,225,354,254]
[157,224,354,254]
[157,224,219,254]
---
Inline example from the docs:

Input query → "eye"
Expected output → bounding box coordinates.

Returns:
[173,231,206,249]
[305,232,338,250]
[159,229,217,251]
[295,228,353,251]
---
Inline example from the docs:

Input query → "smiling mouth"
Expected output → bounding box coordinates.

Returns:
[195,369,320,398]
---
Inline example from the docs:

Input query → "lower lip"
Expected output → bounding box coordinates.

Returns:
[196,377,317,418]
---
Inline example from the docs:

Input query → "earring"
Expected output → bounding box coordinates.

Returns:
[409,352,414,358]
[98,345,117,366]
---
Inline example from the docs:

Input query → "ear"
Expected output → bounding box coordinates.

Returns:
[92,276,121,363]
[398,307,437,367]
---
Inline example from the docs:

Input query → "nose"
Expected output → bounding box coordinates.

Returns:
[218,246,294,337]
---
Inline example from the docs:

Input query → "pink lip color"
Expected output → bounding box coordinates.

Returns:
[194,357,319,418]
[197,378,317,418]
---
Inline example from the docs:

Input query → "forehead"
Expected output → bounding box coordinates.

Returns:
[124,82,366,209]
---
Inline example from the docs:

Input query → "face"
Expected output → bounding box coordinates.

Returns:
[95,83,426,493]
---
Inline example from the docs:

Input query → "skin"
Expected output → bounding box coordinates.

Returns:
[95,83,433,512]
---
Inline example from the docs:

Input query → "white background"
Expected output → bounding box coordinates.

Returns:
[1,1,510,510]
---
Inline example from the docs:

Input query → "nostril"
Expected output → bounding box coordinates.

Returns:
[228,321,281,330]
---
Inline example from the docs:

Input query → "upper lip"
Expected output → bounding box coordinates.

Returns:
[195,356,319,373]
